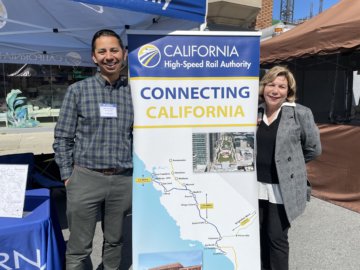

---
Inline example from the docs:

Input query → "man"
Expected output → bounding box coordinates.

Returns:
[53,29,133,270]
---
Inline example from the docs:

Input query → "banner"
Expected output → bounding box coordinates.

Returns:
[74,0,207,22]
[128,31,261,270]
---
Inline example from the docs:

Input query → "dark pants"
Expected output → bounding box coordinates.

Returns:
[65,166,132,270]
[259,199,290,270]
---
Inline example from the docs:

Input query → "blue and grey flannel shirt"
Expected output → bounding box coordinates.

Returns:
[53,72,133,180]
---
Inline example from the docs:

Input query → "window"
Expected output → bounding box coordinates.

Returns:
[0,63,96,128]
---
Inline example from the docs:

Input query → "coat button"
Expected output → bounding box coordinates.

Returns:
[288,157,292,161]
[290,173,294,178]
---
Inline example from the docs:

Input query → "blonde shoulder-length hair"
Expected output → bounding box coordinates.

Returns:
[259,65,297,103]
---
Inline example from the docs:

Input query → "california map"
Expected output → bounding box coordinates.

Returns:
[151,158,256,269]
[133,129,260,270]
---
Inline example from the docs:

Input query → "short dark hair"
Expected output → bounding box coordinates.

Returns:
[91,29,124,53]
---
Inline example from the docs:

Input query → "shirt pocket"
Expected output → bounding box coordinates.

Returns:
[78,99,101,134]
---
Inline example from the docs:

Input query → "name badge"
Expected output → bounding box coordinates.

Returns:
[99,103,117,118]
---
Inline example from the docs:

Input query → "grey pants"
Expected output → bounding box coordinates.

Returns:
[65,166,132,270]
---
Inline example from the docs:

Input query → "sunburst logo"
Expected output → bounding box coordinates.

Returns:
[138,44,161,68]
[0,1,8,29]
[66,52,82,66]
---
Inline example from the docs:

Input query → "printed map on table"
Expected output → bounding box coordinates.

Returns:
[0,164,28,218]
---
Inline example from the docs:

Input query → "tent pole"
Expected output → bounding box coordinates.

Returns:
[329,54,339,123]
[1,63,6,99]
[345,69,353,122]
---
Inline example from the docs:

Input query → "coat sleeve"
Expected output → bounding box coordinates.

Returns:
[296,106,322,163]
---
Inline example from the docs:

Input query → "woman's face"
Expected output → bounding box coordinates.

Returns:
[263,75,289,111]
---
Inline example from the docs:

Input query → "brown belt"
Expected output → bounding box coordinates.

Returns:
[87,167,130,175]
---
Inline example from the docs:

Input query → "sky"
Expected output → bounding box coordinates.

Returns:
[272,0,340,21]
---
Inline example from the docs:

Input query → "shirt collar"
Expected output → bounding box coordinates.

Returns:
[259,102,296,125]
[95,72,127,88]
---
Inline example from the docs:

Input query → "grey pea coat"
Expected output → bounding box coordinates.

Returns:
[259,103,322,223]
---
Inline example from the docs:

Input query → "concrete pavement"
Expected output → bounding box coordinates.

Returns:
[0,124,55,155]
[289,197,360,270]
[13,124,356,269]
[2,120,358,269]
[57,191,360,270]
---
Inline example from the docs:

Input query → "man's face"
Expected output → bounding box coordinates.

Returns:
[92,35,124,81]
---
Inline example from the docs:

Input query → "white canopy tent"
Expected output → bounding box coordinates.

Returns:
[0,0,206,67]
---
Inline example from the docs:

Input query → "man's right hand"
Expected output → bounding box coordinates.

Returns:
[64,179,69,186]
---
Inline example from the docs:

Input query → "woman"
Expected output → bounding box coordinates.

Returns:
[256,66,322,270]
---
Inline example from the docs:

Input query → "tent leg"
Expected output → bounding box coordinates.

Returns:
[344,69,353,122]
[329,54,339,123]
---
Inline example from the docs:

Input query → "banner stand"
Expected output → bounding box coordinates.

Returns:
[128,30,261,270]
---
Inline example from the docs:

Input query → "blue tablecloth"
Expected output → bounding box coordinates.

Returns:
[0,188,65,270]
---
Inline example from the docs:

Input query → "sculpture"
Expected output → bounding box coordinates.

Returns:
[6,89,39,128]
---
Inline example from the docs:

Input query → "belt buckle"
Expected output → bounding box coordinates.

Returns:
[103,168,116,175]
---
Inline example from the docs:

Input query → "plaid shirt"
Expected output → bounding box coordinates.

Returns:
[53,72,133,180]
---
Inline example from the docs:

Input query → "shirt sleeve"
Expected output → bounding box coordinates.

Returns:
[53,85,78,180]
